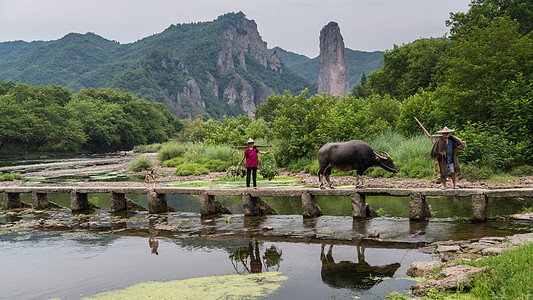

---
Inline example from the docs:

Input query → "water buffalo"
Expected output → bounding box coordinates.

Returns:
[318,140,399,188]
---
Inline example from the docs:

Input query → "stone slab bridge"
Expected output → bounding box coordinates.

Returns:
[2,186,532,222]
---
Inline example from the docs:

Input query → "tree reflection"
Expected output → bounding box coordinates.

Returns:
[320,244,400,291]
[229,241,282,274]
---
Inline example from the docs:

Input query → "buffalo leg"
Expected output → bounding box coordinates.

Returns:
[356,172,364,187]
[318,167,325,189]
[325,168,334,189]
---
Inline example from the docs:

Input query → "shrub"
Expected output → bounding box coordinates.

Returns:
[174,163,209,176]
[459,164,495,181]
[204,145,234,161]
[510,165,533,176]
[204,159,227,172]
[162,157,186,167]
[13,173,23,180]
[157,142,193,162]
[127,156,155,172]
[133,143,163,153]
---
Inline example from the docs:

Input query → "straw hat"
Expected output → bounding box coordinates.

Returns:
[437,126,455,134]
[247,138,255,144]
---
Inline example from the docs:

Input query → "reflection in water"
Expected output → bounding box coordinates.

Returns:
[320,244,400,291]
[229,240,282,274]
[149,237,159,255]
[409,220,429,236]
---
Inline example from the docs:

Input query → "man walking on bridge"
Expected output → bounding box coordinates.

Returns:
[430,127,467,189]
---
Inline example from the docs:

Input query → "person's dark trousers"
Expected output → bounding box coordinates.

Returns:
[246,167,257,187]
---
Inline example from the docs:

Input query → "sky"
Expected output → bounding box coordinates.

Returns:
[0,0,471,58]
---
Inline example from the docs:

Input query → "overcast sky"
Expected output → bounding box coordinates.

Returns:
[0,0,471,58]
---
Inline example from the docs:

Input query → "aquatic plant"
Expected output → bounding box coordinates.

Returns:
[83,272,288,300]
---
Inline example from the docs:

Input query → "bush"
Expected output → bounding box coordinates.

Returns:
[174,163,209,176]
[204,159,227,172]
[459,164,495,181]
[204,145,234,161]
[162,157,186,167]
[510,165,533,176]
[127,156,155,172]
[157,142,196,162]
[133,143,163,153]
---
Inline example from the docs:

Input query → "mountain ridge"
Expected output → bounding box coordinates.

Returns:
[0,12,384,119]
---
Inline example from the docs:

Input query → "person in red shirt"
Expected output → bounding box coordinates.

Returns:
[238,138,270,189]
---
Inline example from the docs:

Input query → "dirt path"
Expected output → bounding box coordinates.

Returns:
[1,152,532,189]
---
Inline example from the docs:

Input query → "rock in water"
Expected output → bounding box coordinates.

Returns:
[318,22,350,96]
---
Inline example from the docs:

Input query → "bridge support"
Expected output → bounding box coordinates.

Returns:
[147,190,168,214]
[71,191,90,212]
[302,191,323,218]
[351,193,378,218]
[243,193,276,216]
[471,193,488,222]
[32,192,49,209]
[110,192,127,212]
[409,192,431,221]
[199,193,231,216]
[351,193,366,218]
[3,192,22,209]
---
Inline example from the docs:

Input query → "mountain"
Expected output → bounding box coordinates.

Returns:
[270,47,384,88]
[0,12,383,119]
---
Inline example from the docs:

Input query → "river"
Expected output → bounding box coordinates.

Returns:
[1,155,532,299]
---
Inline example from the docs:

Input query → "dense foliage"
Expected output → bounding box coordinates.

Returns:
[0,82,183,153]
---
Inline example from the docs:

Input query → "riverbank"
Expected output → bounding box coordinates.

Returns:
[1,151,532,189]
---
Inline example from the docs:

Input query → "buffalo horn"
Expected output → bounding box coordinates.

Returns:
[374,151,387,160]
[380,151,392,159]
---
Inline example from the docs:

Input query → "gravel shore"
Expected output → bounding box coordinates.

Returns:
[1,152,532,189]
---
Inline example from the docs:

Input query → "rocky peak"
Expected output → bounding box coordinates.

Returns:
[318,21,350,96]
[217,13,279,74]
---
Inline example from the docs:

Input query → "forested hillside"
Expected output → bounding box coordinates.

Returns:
[0,82,183,153]
[0,12,313,119]
[270,47,384,87]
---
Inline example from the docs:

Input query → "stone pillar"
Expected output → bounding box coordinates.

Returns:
[3,192,22,209]
[409,192,431,221]
[147,190,168,214]
[110,192,127,212]
[71,191,89,212]
[243,193,275,216]
[32,192,49,209]
[199,193,217,215]
[471,193,488,222]
[301,191,323,218]
[351,193,366,218]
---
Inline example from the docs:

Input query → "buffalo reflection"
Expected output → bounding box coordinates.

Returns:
[229,241,282,274]
[320,244,400,291]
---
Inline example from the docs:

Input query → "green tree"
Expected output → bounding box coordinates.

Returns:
[438,16,533,124]
[368,38,448,100]
[447,0,533,38]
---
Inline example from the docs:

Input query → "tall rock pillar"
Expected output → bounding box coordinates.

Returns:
[318,22,350,96]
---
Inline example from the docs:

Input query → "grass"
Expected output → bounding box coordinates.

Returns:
[459,243,533,299]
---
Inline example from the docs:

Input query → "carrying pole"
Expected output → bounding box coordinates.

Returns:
[414,117,435,144]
